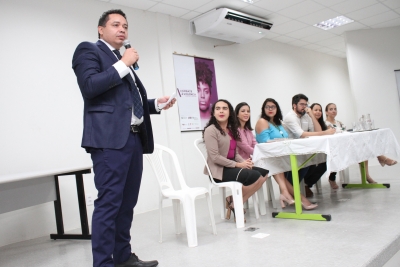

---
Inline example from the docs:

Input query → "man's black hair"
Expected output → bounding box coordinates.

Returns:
[292,93,308,106]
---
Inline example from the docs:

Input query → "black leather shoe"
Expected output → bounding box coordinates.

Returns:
[115,253,158,267]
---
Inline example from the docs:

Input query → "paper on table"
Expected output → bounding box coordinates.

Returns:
[158,90,177,109]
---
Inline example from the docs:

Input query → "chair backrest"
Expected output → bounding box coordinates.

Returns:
[145,144,189,192]
[193,138,217,185]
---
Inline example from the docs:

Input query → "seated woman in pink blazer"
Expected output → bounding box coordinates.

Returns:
[203,99,268,221]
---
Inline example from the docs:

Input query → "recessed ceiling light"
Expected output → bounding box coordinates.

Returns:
[314,16,354,30]
[242,0,254,3]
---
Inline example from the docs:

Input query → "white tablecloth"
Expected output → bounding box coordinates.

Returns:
[252,128,400,176]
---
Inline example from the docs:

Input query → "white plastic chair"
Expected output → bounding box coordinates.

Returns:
[194,138,262,228]
[145,144,217,247]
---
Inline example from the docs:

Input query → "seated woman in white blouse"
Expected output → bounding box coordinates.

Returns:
[325,103,397,184]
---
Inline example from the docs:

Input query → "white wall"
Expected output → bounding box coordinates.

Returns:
[0,0,354,246]
[345,26,400,143]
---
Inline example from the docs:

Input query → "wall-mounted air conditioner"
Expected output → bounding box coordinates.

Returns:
[189,8,273,44]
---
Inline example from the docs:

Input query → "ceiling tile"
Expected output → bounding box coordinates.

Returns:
[239,5,273,19]
[359,10,400,26]
[326,50,346,58]
[312,0,347,7]
[272,35,296,43]
[181,11,202,20]
[148,3,190,17]
[315,47,335,53]
[253,0,305,12]
[285,25,324,38]
[287,39,310,46]
[346,3,391,21]
[276,0,325,19]
[381,0,400,9]
[301,31,337,42]
[327,41,346,50]
[330,0,380,14]
[262,31,281,39]
[315,36,343,46]
[264,13,292,26]
[162,0,213,11]
[302,43,323,49]
[371,17,400,28]
[110,0,157,10]
[328,21,370,34]
[270,20,308,34]
[296,8,342,25]
[194,0,249,13]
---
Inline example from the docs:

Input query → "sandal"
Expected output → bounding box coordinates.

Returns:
[378,156,397,167]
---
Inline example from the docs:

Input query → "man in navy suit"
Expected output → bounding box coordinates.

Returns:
[72,9,175,267]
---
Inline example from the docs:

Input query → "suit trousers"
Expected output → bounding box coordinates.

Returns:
[304,163,327,188]
[90,132,143,267]
[284,166,309,185]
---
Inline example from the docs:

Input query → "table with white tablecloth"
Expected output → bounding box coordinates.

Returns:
[252,128,400,221]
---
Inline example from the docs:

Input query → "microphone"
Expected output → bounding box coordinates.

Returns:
[123,40,139,70]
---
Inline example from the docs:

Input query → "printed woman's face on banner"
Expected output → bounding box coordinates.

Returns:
[197,81,211,112]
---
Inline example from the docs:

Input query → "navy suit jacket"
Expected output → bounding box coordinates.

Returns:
[72,40,159,153]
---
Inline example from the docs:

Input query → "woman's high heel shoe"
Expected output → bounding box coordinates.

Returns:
[329,180,339,189]
[301,202,318,210]
[280,194,295,208]
[367,176,377,184]
[378,156,397,167]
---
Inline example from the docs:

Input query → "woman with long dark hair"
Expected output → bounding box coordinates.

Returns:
[235,102,256,160]
[203,100,268,221]
[302,103,331,193]
[255,98,317,210]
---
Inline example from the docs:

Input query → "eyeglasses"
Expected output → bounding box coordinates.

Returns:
[298,103,308,107]
[265,105,276,110]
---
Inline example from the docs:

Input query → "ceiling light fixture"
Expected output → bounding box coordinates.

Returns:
[242,0,254,3]
[314,16,354,30]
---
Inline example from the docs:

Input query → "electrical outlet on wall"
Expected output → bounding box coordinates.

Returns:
[86,194,94,206]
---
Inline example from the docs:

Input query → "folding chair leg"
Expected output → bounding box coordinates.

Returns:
[172,199,181,235]
[315,179,322,194]
[257,184,266,215]
[252,194,260,219]
[220,187,226,220]
[267,178,277,209]
[231,183,245,228]
[206,192,217,235]
[182,196,198,247]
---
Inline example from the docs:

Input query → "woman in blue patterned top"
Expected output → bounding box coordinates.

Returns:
[255,98,317,210]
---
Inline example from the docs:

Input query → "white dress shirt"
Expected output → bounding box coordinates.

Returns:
[99,39,160,125]
[283,109,314,138]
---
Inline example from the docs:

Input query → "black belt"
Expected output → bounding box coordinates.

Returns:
[130,125,140,133]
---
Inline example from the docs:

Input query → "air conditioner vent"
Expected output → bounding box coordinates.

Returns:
[190,8,273,44]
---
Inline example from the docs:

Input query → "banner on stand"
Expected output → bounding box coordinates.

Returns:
[173,54,219,131]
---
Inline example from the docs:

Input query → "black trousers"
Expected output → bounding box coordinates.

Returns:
[303,163,326,188]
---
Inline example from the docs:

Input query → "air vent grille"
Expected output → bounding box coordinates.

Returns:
[225,12,272,30]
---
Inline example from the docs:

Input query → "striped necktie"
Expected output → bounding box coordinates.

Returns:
[113,50,144,118]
